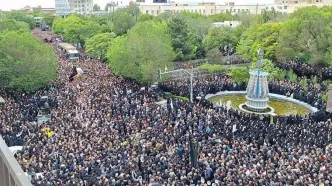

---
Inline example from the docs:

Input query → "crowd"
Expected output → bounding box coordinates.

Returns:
[275,59,332,81]
[0,30,331,186]
[161,74,326,110]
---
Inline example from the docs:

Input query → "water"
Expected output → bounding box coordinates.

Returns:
[209,95,310,116]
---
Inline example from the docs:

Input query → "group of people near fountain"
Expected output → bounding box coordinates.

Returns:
[0,30,331,186]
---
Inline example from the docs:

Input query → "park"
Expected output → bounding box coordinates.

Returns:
[0,5,331,186]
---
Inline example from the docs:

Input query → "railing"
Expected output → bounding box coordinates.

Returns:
[0,136,32,186]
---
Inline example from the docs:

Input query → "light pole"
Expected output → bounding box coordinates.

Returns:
[158,67,195,103]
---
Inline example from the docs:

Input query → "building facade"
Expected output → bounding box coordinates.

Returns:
[55,0,93,17]
[55,0,71,16]
[22,5,56,14]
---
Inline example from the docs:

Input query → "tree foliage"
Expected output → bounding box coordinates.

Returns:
[228,67,250,84]
[107,21,175,83]
[237,22,283,61]
[168,17,196,61]
[53,15,102,47]
[93,4,101,11]
[138,14,155,22]
[3,11,36,29]
[86,32,116,61]
[113,11,136,35]
[209,12,235,22]
[276,6,332,66]
[0,19,30,33]
[0,31,57,92]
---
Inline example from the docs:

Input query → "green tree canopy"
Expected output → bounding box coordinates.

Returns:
[228,66,250,84]
[113,11,136,35]
[276,6,332,66]
[209,12,235,22]
[236,22,283,61]
[93,4,101,11]
[204,27,239,52]
[3,11,36,29]
[107,21,175,83]
[168,17,196,61]
[0,19,30,33]
[86,32,116,61]
[0,31,57,92]
[137,14,155,22]
[53,15,102,47]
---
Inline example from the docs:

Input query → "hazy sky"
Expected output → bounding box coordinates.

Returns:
[0,0,274,11]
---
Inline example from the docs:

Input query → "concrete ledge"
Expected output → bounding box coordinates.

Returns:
[205,91,318,113]
[0,136,32,186]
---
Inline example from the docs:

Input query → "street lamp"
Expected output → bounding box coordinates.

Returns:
[158,67,195,103]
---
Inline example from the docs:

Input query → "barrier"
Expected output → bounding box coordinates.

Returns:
[0,136,32,186]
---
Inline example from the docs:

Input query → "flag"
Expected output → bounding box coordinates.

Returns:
[232,124,237,133]
[170,99,174,110]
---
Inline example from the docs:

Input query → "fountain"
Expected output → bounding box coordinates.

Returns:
[239,49,275,114]
[206,48,318,116]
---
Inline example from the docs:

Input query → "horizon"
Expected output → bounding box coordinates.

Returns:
[0,0,275,11]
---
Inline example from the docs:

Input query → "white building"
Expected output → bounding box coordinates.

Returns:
[55,0,93,16]
[55,0,70,16]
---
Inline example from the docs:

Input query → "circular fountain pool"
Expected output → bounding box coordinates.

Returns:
[206,91,318,116]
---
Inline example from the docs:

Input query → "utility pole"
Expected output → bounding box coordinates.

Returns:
[158,66,208,103]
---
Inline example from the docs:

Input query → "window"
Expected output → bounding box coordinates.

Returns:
[146,10,148,13]
[284,6,288,9]
[151,10,154,14]
[157,10,159,14]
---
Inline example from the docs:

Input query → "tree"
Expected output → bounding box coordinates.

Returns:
[107,21,175,83]
[209,12,235,22]
[228,66,250,84]
[42,14,57,27]
[120,5,141,20]
[262,9,288,23]
[235,12,263,29]
[113,11,136,35]
[0,19,30,33]
[168,17,196,61]
[0,31,57,92]
[53,15,102,47]
[204,27,238,55]
[93,4,101,11]
[138,14,155,22]
[276,6,332,66]
[236,22,283,61]
[86,32,116,61]
[3,11,36,29]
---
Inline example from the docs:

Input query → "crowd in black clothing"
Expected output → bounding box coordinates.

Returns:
[0,30,331,186]
[275,60,332,81]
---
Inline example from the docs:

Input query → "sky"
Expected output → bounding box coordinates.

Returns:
[0,0,274,11]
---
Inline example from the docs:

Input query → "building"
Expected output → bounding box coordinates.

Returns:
[55,0,71,16]
[102,0,332,16]
[22,5,56,14]
[69,0,93,15]
[274,0,332,4]
[55,0,93,17]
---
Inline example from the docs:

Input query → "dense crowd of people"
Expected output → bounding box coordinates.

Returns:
[0,30,331,186]
[275,59,332,81]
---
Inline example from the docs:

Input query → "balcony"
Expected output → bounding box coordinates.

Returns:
[0,136,32,186]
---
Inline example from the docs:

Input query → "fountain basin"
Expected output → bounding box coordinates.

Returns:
[206,91,318,116]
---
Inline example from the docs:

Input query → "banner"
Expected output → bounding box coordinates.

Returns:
[326,89,332,113]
